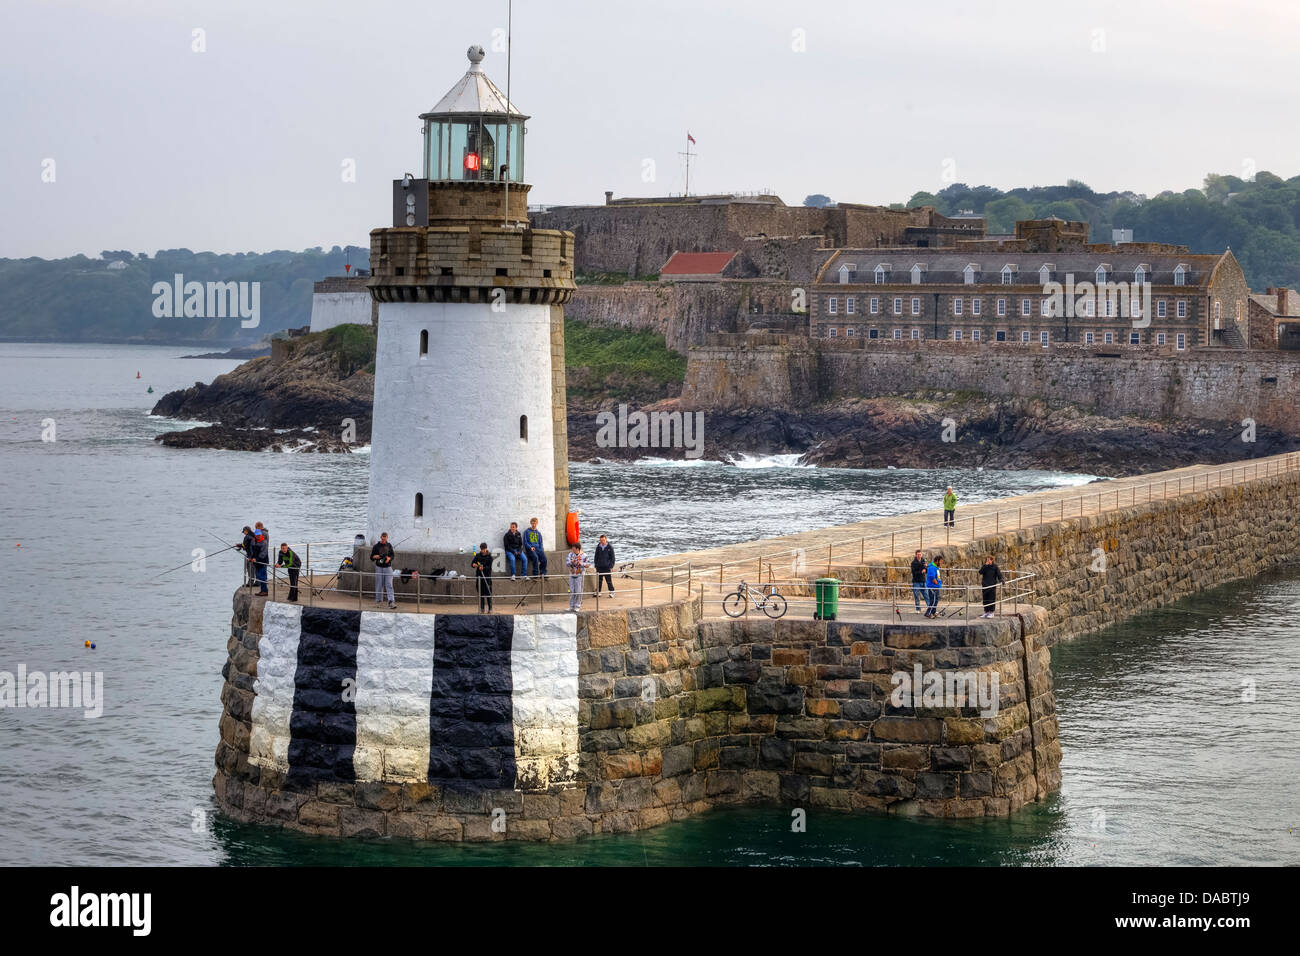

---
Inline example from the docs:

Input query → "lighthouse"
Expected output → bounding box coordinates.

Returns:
[364,45,575,572]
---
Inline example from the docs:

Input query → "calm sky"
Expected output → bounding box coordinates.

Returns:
[3,0,1298,258]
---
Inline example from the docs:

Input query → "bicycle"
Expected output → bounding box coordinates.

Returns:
[722,580,788,619]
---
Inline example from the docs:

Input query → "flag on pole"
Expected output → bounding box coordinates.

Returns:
[687,132,696,144]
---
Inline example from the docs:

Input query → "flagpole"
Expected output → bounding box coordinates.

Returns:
[503,0,512,226]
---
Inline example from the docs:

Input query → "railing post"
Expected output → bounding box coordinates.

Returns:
[971,516,976,540]
[890,532,895,560]
[671,566,675,603]
[640,570,644,609]
[827,543,832,575]
[541,573,546,613]
[416,570,421,613]
[1018,507,1022,529]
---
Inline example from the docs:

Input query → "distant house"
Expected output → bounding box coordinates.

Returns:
[105,259,128,271]
[658,251,740,281]
[1248,287,1300,349]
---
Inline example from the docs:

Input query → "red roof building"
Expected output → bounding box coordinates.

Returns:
[659,251,739,280]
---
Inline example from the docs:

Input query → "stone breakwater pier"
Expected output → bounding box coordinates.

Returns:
[213,452,1300,841]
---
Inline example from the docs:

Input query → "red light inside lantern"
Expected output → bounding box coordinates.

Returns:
[464,152,480,172]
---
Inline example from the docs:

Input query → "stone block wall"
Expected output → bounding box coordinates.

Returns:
[215,588,1058,840]
[683,340,1300,432]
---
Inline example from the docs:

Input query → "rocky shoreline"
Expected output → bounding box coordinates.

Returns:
[152,333,1300,475]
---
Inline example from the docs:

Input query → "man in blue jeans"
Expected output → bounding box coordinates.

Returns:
[924,555,944,618]
[909,550,926,613]
[523,517,548,579]
[502,522,526,580]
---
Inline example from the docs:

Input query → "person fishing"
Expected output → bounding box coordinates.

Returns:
[276,542,302,602]
[252,521,270,596]
[236,526,255,588]
[471,542,494,613]
[371,532,395,608]
[924,554,944,618]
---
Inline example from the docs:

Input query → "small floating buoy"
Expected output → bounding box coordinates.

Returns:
[84,640,90,648]
[147,386,153,393]
[14,542,19,548]
[91,642,96,649]
[136,371,141,379]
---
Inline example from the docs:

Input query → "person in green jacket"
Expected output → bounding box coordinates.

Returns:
[943,486,957,528]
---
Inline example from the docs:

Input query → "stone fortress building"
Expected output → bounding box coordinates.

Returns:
[809,217,1252,352]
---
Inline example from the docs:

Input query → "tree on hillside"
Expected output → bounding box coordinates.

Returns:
[803,194,833,208]
[983,196,1035,234]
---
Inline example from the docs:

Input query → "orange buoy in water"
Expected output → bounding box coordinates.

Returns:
[565,511,580,546]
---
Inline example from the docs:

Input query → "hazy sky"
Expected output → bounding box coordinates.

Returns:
[4,0,1298,259]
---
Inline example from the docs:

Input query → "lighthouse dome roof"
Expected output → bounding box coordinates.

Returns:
[422,45,527,119]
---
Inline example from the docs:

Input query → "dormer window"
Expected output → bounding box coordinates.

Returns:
[1000,265,1016,285]
[1134,265,1148,285]
[837,263,851,285]
[963,264,977,285]
[874,265,888,284]
[1096,264,1111,285]
[1039,264,1053,285]
[1173,264,1187,286]
[910,264,925,284]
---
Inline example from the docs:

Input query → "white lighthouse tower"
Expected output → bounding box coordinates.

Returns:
[364,45,574,572]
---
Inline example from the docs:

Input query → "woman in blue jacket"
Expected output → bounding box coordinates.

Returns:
[924,555,943,618]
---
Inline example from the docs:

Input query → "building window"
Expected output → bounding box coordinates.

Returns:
[1096,266,1109,285]
[1157,299,1167,318]
[1021,298,1031,316]
[875,266,887,283]
[1134,266,1146,285]
[997,297,1006,317]
[1042,297,1055,317]
[963,264,976,285]
[1040,331,1049,347]
[419,329,429,357]
[954,297,963,316]
[1085,331,1094,344]
[1174,265,1186,286]
[1214,300,1222,326]
[972,298,982,316]
[1105,298,1114,317]
[846,327,856,337]
[1176,333,1186,350]
[893,329,902,340]
[1130,331,1140,345]
[911,297,920,315]
[1039,265,1052,284]
[1104,331,1114,344]
[1177,299,1187,318]
[954,329,963,341]
[911,264,924,284]
[870,297,880,314]
[869,329,879,339]
[846,297,855,314]
[520,415,528,441]
[414,492,423,518]
[972,329,981,342]
[1021,331,1031,344]
[995,330,1006,342]
[1157,333,1167,345]
[838,264,852,284]
[828,297,838,315]
[911,328,920,340]
[1001,266,1013,285]
[828,327,837,338]
[893,297,903,315]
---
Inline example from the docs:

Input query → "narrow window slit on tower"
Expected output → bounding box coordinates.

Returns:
[414,493,423,518]
[419,329,428,356]
[440,266,453,276]
[519,415,528,442]
[496,267,508,276]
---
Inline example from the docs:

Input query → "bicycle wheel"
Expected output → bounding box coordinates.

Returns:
[762,593,788,619]
[722,591,747,617]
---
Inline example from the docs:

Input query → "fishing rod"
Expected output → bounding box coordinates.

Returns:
[154,542,241,578]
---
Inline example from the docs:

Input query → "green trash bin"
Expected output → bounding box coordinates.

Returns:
[814,577,840,621]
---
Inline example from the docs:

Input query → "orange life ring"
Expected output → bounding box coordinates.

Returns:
[565,511,580,545]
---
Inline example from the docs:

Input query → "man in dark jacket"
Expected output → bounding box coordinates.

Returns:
[503,522,526,581]
[594,535,615,593]
[371,532,396,608]
[276,542,302,602]
[253,522,270,595]
[238,526,255,587]
[909,550,926,613]
[471,542,494,613]
[978,554,1005,618]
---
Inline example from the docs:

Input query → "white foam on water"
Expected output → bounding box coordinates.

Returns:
[728,453,814,470]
